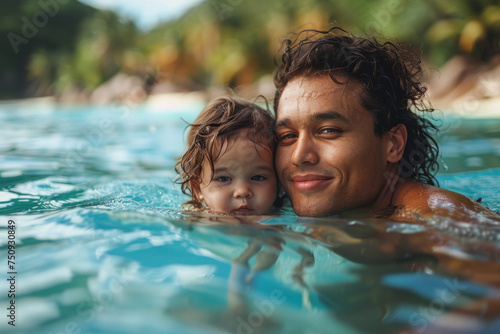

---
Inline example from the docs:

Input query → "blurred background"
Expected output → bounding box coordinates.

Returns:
[1,0,500,109]
[2,4,500,334]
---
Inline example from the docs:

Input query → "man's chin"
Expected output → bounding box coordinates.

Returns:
[292,203,341,217]
[284,182,345,216]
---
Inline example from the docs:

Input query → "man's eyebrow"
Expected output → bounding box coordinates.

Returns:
[274,118,290,129]
[314,110,351,124]
[275,110,350,128]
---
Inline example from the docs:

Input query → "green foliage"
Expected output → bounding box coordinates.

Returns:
[53,10,138,93]
[1,0,499,99]
[0,0,97,98]
[422,0,500,65]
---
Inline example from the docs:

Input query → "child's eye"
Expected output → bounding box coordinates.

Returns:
[215,176,231,182]
[251,175,267,181]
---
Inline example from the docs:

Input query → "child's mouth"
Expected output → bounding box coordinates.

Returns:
[232,205,253,215]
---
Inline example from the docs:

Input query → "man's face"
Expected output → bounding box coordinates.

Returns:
[275,75,391,216]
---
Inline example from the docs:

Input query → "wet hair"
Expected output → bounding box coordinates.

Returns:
[273,27,440,185]
[175,96,276,209]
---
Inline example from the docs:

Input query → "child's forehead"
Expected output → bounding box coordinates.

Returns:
[208,131,273,161]
[217,133,268,150]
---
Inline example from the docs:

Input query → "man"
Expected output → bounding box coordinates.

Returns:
[273,27,497,221]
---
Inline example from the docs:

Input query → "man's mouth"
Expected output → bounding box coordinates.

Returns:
[232,205,254,215]
[290,174,334,192]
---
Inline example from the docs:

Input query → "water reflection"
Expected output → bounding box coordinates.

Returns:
[166,214,500,334]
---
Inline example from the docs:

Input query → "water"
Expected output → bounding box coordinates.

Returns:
[1,102,499,334]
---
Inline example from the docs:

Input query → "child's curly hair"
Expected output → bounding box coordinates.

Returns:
[175,97,276,209]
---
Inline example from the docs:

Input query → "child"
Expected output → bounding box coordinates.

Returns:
[175,97,279,215]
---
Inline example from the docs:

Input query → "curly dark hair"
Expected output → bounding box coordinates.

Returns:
[174,96,276,209]
[273,27,440,185]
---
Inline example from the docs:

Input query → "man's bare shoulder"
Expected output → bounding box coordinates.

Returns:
[392,179,498,221]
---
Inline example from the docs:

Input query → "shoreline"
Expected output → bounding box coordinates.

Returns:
[432,95,500,119]
[1,91,500,119]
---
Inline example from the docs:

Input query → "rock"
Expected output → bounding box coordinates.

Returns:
[57,87,90,103]
[427,56,479,103]
[90,72,146,104]
[473,63,500,100]
[149,81,177,95]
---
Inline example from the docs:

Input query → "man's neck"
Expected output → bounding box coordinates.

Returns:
[371,163,402,209]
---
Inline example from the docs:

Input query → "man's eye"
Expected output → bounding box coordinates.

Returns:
[251,175,267,181]
[278,133,297,142]
[319,128,341,135]
[215,176,231,182]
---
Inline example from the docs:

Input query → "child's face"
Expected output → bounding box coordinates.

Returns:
[194,135,277,215]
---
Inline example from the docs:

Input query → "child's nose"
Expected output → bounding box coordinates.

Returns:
[234,183,252,198]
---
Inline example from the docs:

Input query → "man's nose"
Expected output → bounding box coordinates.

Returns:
[291,134,319,166]
[234,182,253,198]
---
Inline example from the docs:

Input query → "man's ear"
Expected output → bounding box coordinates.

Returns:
[386,124,407,163]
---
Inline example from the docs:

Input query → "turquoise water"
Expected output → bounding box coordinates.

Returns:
[1,102,499,334]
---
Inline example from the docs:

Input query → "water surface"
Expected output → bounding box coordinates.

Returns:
[1,102,499,334]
